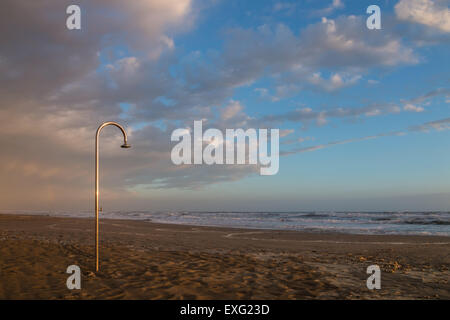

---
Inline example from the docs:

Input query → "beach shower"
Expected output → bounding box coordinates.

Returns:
[95,121,131,271]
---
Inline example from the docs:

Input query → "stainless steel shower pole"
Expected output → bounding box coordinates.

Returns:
[95,122,131,271]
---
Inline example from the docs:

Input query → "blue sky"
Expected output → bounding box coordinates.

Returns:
[1,0,450,211]
[145,0,450,211]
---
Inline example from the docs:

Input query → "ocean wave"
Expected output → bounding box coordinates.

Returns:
[402,219,450,226]
[2,210,449,236]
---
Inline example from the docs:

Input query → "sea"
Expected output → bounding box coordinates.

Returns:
[2,210,450,236]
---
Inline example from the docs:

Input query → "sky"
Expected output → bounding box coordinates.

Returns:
[0,0,450,212]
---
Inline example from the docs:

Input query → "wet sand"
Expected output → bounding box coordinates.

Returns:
[0,214,449,299]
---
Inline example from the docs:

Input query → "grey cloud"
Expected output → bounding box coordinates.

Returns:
[110,15,420,122]
[395,0,450,33]
[280,131,405,156]
[312,0,345,17]
[262,88,450,127]
[0,0,193,103]
[281,113,450,157]
[406,88,450,104]
[408,117,450,132]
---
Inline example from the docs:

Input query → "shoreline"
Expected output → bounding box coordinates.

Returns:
[3,212,450,240]
[1,211,448,237]
[0,214,449,299]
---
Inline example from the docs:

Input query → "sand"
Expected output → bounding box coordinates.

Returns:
[0,214,449,299]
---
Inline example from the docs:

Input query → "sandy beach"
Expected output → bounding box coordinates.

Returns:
[0,213,449,299]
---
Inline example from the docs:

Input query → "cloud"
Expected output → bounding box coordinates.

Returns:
[407,87,450,104]
[280,129,295,137]
[300,16,418,68]
[262,102,400,125]
[0,0,193,104]
[314,0,345,16]
[0,0,203,209]
[395,0,450,33]
[261,88,448,127]
[254,88,280,102]
[204,16,418,101]
[273,2,297,14]
[227,16,417,71]
[308,72,361,91]
[409,117,450,131]
[280,131,406,156]
[90,15,422,122]
[100,15,413,123]
[281,114,450,157]
[221,100,244,120]
[403,104,425,112]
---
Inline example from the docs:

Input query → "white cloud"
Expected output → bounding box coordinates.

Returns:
[403,103,425,112]
[308,72,361,91]
[297,136,313,143]
[273,2,297,13]
[395,0,450,33]
[262,88,447,126]
[221,100,244,120]
[365,109,381,117]
[409,117,450,131]
[281,130,409,156]
[315,0,345,16]
[255,88,280,102]
[300,16,418,67]
[280,129,295,137]
[316,112,328,126]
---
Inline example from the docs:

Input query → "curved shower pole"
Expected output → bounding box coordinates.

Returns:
[95,121,131,272]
